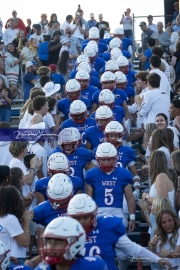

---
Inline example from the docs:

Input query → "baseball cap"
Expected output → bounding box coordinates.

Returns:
[90,13,94,17]
[49,64,57,72]
[147,15,153,18]
[26,60,37,68]
[139,21,146,26]
[61,37,71,45]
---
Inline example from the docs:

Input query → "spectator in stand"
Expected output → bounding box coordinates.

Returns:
[60,15,73,31]
[120,8,133,40]
[26,19,32,35]
[165,26,178,55]
[152,46,170,82]
[48,31,61,65]
[147,15,157,33]
[63,26,81,56]
[0,60,10,88]
[77,9,89,33]
[96,14,110,39]
[3,19,18,47]
[139,22,154,53]
[0,186,33,266]
[48,13,58,29]
[0,165,12,187]
[57,50,73,82]
[151,22,170,54]
[88,13,97,29]
[22,61,38,103]
[173,2,179,22]
[71,14,87,46]
[5,43,25,86]
[0,122,13,166]
[0,18,3,40]
[137,38,156,70]
[20,38,36,73]
[171,42,180,82]
[38,14,48,35]
[37,35,51,66]
[169,99,180,131]
[12,29,25,50]
[173,15,180,33]
[0,77,13,122]
[0,41,5,56]
[5,10,27,36]
[29,24,44,46]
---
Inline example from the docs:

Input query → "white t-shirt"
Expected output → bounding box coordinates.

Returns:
[60,21,70,31]
[19,110,32,129]
[138,88,170,128]
[29,33,44,45]
[27,143,47,177]
[3,28,18,46]
[149,69,171,97]
[0,142,13,166]
[71,24,85,40]
[43,113,55,129]
[122,16,132,30]
[0,214,26,258]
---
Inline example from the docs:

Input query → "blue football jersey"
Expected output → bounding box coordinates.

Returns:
[70,70,99,80]
[33,200,67,227]
[80,86,99,101]
[124,86,135,103]
[85,216,126,270]
[58,97,92,120]
[126,70,137,88]
[90,105,125,123]
[85,167,133,208]
[90,57,105,73]
[35,175,84,200]
[35,256,107,270]
[50,147,91,179]
[61,118,96,146]
[92,89,127,107]
[84,126,105,150]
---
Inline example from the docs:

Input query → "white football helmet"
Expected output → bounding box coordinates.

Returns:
[89,31,99,39]
[115,71,127,89]
[77,62,91,73]
[67,194,97,234]
[87,42,98,53]
[116,56,129,74]
[58,128,79,154]
[75,69,90,90]
[105,60,119,72]
[96,142,117,173]
[101,71,116,91]
[47,173,73,209]
[110,48,123,61]
[76,54,90,65]
[47,153,69,175]
[0,241,10,270]
[89,27,99,33]
[71,127,82,147]
[95,105,113,131]
[104,32,111,39]
[109,37,122,49]
[70,100,87,124]
[98,89,115,108]
[42,217,86,265]
[65,79,81,101]
[104,121,124,146]
[84,45,96,58]
[114,27,124,35]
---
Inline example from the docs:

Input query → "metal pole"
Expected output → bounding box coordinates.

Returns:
[132,13,135,61]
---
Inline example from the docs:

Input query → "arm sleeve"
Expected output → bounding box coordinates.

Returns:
[115,235,161,264]
[128,103,138,114]
[5,216,24,237]
[138,94,152,117]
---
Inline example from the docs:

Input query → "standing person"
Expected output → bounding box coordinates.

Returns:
[20,38,36,73]
[120,8,133,40]
[26,19,32,35]
[3,19,18,47]
[57,50,74,82]
[38,14,48,35]
[29,24,44,46]
[12,29,25,50]
[22,60,38,103]
[48,31,61,65]
[0,186,33,266]
[77,9,89,32]
[0,18,3,41]
[5,43,24,86]
[48,13,58,29]
[5,10,27,35]
[137,38,156,70]
[151,22,171,54]
[88,13,97,29]
[64,26,81,56]
[0,165,12,187]
[0,77,13,122]
[152,46,170,82]
[96,14,110,39]
[173,2,179,21]
[37,35,50,66]
[60,15,73,31]
[71,14,86,46]
[147,15,157,33]
[139,21,154,53]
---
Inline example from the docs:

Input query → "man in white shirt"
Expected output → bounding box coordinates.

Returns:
[147,15,157,33]
[29,24,44,46]
[3,19,18,46]
[138,73,170,128]
[152,46,170,82]
[60,15,73,31]
[149,55,171,98]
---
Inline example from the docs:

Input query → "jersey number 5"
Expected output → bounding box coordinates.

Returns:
[104,188,114,205]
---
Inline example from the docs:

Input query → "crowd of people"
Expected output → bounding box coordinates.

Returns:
[0,4,180,270]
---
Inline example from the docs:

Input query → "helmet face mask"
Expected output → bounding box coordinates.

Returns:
[96,117,112,131]
[95,105,114,131]
[119,65,129,74]
[70,111,87,124]
[116,81,127,89]
[104,121,124,147]
[77,79,90,90]
[101,81,116,91]
[96,156,117,173]
[61,142,78,155]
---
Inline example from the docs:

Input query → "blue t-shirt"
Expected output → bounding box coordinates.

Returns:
[85,216,126,270]
[38,41,49,61]
[126,70,137,88]
[33,200,67,227]
[144,48,152,70]
[90,105,125,123]
[85,167,133,208]
[92,89,127,107]
[22,72,39,103]
[50,147,91,179]
[58,97,92,120]
[90,57,105,73]
[35,175,84,200]
[35,257,107,270]
[123,86,135,103]
[122,38,133,51]
[80,86,99,101]
[50,73,66,93]
[61,118,96,146]
[173,24,180,33]
[84,126,105,150]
